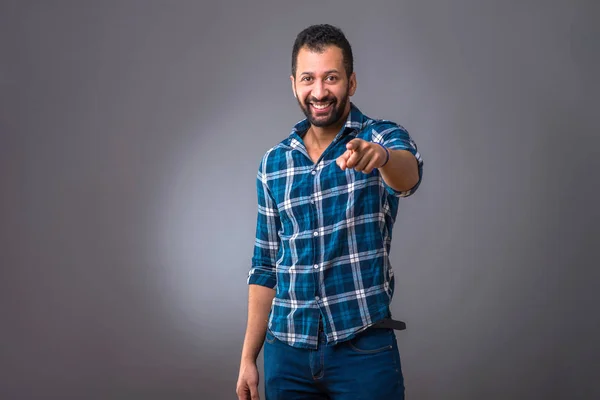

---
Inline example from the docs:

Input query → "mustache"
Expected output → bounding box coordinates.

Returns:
[307,97,336,104]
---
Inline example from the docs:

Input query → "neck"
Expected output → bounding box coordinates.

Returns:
[308,124,341,147]
[307,106,351,148]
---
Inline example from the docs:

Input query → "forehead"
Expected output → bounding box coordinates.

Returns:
[296,45,345,75]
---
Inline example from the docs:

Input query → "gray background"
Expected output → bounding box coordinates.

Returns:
[1,0,598,399]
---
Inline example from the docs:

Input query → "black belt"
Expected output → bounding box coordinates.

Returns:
[371,318,407,331]
[318,318,407,332]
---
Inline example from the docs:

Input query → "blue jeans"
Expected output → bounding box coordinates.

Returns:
[264,326,405,399]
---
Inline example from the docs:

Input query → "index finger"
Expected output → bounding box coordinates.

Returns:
[250,384,260,400]
[346,138,365,151]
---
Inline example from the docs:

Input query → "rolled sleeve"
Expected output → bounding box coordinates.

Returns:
[247,156,280,289]
[247,266,277,288]
[373,123,423,197]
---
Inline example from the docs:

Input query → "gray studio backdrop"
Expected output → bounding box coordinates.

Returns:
[1,0,598,399]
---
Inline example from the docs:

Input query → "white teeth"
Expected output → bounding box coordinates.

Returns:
[312,103,331,109]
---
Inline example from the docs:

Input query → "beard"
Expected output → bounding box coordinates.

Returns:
[296,86,350,128]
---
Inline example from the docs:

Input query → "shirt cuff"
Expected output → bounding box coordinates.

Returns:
[247,266,277,289]
[383,147,423,197]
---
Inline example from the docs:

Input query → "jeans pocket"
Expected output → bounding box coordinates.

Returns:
[265,328,277,344]
[347,327,394,354]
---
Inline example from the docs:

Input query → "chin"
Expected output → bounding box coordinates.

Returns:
[309,116,333,127]
[311,120,335,128]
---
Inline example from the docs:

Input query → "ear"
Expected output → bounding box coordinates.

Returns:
[290,75,297,98]
[348,72,357,97]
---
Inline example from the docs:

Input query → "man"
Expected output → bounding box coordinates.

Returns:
[236,24,423,400]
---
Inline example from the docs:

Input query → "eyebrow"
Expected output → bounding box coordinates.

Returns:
[300,69,340,76]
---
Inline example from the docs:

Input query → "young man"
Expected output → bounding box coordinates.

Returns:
[236,24,423,400]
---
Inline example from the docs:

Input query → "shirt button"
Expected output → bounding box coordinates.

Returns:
[315,296,320,300]
[311,170,316,175]
[313,264,319,269]
[313,231,318,236]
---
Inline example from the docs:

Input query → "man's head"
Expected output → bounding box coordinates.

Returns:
[290,24,357,128]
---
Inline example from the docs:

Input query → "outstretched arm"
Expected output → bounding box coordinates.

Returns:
[337,139,419,192]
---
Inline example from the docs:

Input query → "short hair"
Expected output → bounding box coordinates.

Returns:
[291,24,354,78]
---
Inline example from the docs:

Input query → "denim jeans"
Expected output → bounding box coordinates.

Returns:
[264,326,405,399]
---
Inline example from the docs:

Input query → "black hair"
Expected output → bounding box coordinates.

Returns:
[291,24,354,78]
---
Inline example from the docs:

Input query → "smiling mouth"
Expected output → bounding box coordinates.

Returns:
[310,102,334,113]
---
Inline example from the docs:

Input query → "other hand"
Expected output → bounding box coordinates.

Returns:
[236,360,260,400]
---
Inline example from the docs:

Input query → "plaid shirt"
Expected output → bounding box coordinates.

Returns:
[248,103,423,349]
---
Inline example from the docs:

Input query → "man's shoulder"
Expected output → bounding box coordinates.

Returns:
[256,136,293,172]
[355,115,408,140]
[255,115,310,174]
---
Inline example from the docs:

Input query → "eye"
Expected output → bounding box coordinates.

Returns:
[326,75,338,82]
[301,76,312,82]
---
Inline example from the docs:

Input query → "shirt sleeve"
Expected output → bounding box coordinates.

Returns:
[373,123,424,197]
[247,155,280,289]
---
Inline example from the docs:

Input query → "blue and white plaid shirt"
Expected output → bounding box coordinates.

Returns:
[248,103,423,349]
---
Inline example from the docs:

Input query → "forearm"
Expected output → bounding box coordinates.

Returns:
[240,284,276,363]
[379,149,419,192]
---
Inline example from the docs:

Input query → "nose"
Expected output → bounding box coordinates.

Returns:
[311,79,328,101]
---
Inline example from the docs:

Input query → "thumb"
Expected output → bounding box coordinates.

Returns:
[336,149,352,169]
